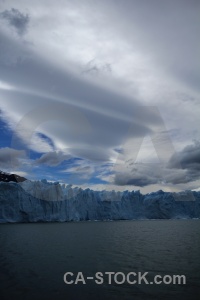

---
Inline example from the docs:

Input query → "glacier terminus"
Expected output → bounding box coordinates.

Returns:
[0,178,199,223]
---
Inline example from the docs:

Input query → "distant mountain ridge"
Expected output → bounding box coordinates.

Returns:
[0,170,27,183]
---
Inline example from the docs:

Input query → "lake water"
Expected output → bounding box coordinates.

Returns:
[0,220,200,300]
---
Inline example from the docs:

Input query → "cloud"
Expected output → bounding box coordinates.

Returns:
[0,31,159,165]
[0,1,199,192]
[114,141,200,187]
[115,173,157,187]
[29,132,55,153]
[0,80,14,90]
[0,8,29,35]
[168,141,200,184]
[35,151,71,166]
[101,0,200,93]
[169,141,200,170]
[114,163,162,187]
[62,159,114,183]
[81,59,112,77]
[0,147,25,169]
[114,164,189,187]
[63,164,94,180]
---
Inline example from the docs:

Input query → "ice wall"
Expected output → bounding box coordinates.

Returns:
[0,180,199,222]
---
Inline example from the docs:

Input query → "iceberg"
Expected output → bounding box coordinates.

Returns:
[0,179,199,223]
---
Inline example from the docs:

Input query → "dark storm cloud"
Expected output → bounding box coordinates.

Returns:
[115,172,157,187]
[114,166,190,187]
[0,8,29,35]
[169,141,200,170]
[114,141,200,187]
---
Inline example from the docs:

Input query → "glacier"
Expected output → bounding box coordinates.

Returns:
[0,180,200,223]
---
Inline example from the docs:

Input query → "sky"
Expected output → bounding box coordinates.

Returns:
[0,0,199,193]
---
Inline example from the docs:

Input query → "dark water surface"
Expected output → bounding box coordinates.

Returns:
[0,220,200,300]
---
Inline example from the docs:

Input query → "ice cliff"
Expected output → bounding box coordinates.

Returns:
[0,180,200,223]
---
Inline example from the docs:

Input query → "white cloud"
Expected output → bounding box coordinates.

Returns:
[35,151,70,166]
[0,80,14,90]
